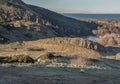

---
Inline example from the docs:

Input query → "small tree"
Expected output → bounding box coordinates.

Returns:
[46,53,55,59]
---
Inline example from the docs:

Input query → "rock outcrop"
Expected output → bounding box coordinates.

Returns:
[92,20,120,46]
[39,38,106,52]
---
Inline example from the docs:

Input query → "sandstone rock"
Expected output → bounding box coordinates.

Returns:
[40,38,105,52]
[92,20,120,46]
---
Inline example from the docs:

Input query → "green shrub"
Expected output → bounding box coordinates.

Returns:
[46,53,55,59]
[4,57,14,63]
[0,57,5,63]
[11,55,34,63]
[40,53,55,60]
[0,55,34,63]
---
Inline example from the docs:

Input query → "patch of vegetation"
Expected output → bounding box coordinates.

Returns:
[40,53,55,60]
[39,52,73,63]
[52,56,72,63]
[89,58,101,63]
[0,55,34,63]
[27,47,45,51]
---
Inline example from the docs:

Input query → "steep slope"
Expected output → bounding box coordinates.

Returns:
[27,5,98,36]
[0,0,98,43]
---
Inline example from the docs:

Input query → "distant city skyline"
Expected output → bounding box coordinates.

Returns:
[23,0,120,14]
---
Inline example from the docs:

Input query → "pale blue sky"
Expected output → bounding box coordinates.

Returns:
[23,0,120,13]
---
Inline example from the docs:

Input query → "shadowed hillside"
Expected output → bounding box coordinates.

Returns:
[0,0,98,43]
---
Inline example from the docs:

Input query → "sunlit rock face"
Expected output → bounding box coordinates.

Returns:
[41,38,106,52]
[93,20,120,46]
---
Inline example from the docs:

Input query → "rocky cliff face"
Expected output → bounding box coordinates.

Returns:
[92,20,120,46]
[39,38,105,52]
[0,0,98,43]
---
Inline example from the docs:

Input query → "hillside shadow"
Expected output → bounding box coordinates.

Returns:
[102,58,120,69]
[99,46,120,56]
[107,46,120,55]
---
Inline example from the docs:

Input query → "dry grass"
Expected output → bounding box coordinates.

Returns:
[115,53,120,60]
[0,38,102,67]
[26,38,101,59]
[0,38,120,84]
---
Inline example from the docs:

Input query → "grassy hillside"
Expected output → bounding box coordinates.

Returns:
[0,38,120,84]
[0,37,104,66]
[1,37,118,68]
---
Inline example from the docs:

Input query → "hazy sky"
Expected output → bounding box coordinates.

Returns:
[23,0,120,13]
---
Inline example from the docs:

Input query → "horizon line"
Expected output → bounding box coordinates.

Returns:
[61,13,120,14]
